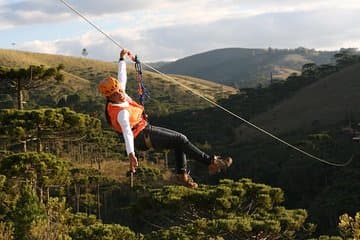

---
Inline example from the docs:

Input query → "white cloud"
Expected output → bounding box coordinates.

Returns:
[3,0,360,61]
[20,40,59,54]
[140,6,360,59]
[1,0,359,43]
[64,0,156,14]
[3,0,358,27]
[0,1,71,27]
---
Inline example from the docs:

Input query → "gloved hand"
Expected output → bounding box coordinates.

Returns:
[120,49,128,59]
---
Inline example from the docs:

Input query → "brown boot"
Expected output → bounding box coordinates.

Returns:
[175,172,198,188]
[208,156,233,175]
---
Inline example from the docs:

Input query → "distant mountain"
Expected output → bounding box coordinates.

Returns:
[144,61,172,70]
[159,47,337,88]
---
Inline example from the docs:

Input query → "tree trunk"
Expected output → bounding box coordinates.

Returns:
[75,184,80,212]
[36,126,42,153]
[97,183,101,219]
[97,157,101,170]
[80,143,84,162]
[56,141,61,157]
[20,140,27,152]
[40,187,43,203]
[103,191,107,218]
[17,78,23,110]
[164,150,169,169]
[85,184,89,216]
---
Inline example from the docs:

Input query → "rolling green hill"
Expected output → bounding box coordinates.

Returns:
[159,47,336,88]
[0,48,238,117]
[233,62,360,143]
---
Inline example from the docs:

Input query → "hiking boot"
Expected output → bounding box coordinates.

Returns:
[208,156,233,175]
[175,172,198,188]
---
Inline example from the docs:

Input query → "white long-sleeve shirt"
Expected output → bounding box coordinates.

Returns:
[115,60,135,155]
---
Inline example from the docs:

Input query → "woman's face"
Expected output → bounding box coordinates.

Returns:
[108,89,125,103]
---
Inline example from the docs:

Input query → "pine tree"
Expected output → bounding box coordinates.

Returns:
[0,65,63,110]
[10,184,46,240]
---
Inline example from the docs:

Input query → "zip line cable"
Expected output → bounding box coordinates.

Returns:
[58,0,353,167]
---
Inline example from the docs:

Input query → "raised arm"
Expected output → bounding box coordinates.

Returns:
[117,49,128,91]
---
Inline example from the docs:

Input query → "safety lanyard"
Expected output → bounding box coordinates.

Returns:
[134,55,150,106]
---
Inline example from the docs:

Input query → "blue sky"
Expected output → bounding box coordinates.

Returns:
[0,0,359,62]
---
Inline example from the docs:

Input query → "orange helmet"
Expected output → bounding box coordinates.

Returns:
[98,76,120,97]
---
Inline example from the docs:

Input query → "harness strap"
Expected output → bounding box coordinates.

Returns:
[131,119,144,131]
[131,119,147,138]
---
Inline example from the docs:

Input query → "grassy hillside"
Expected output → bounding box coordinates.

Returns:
[233,62,360,143]
[168,74,238,100]
[0,48,238,116]
[159,47,336,88]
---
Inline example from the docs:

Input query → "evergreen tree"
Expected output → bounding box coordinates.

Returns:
[0,108,102,152]
[10,184,46,240]
[338,212,360,239]
[29,197,72,240]
[0,152,70,202]
[68,213,138,240]
[134,179,312,239]
[0,65,64,110]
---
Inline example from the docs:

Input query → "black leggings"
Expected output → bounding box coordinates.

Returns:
[134,124,212,173]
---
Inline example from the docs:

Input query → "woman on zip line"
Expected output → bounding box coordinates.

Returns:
[98,49,232,188]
